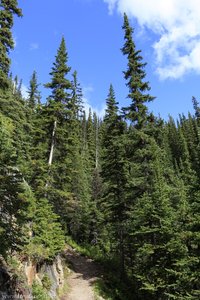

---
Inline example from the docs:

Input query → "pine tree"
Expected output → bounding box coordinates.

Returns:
[70,70,84,119]
[43,36,72,175]
[121,13,155,128]
[192,96,200,121]
[31,37,73,229]
[24,197,65,262]
[0,86,32,180]
[45,36,71,105]
[118,15,191,299]
[27,71,41,109]
[0,113,33,257]
[41,38,91,238]
[0,0,22,89]
[86,108,96,170]
[101,85,128,275]
[129,141,191,299]
[121,12,156,215]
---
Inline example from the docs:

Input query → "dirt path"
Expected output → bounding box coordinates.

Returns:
[61,248,105,300]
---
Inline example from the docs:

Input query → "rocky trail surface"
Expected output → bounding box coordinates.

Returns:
[61,248,105,300]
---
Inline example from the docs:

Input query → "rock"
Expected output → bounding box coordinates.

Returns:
[24,259,36,286]
[0,255,65,299]
[37,255,64,299]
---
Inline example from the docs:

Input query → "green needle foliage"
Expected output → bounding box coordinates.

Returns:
[0,6,200,300]
[28,70,41,109]
[44,36,71,105]
[121,13,155,128]
[0,113,33,256]
[24,197,65,262]
[0,0,22,88]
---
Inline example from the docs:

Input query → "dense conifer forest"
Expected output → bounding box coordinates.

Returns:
[0,1,200,299]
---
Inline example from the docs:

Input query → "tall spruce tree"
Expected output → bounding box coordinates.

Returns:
[101,84,128,275]
[0,0,22,89]
[35,37,72,225]
[118,14,190,299]
[121,13,154,128]
[27,71,41,109]
[42,37,89,237]
[45,36,71,104]
[121,13,156,218]
[43,36,72,174]
[70,70,84,119]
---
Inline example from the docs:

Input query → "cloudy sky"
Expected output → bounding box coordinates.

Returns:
[11,0,200,119]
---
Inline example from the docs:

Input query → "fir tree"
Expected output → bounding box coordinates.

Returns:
[27,71,41,109]
[0,113,33,257]
[118,16,189,299]
[0,0,22,89]
[121,13,154,128]
[45,36,71,105]
[0,87,32,179]
[101,85,128,275]
[192,96,200,121]
[24,197,65,262]
[70,70,84,119]
[42,38,89,238]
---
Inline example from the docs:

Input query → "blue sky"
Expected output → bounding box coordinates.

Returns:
[10,0,200,120]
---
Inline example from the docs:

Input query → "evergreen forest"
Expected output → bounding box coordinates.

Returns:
[0,1,200,299]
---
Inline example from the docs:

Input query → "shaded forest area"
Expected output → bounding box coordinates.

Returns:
[0,1,200,299]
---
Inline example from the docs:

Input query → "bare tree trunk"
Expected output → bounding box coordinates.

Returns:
[48,120,57,166]
[45,120,57,192]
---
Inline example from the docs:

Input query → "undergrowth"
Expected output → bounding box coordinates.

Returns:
[66,236,105,262]
[32,281,51,300]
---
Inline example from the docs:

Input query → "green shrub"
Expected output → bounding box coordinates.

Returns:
[32,281,50,300]
[42,274,52,291]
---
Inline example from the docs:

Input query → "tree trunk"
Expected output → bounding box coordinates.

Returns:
[48,120,57,166]
[45,120,57,192]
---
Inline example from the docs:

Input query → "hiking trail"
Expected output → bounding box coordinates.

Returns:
[61,248,105,300]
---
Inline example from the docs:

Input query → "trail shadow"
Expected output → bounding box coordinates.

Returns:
[64,248,104,285]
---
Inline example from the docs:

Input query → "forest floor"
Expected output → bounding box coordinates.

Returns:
[61,247,105,300]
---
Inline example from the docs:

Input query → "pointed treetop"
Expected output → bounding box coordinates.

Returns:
[105,84,119,122]
[192,96,200,119]
[121,13,155,128]
[122,13,134,55]
[44,36,71,103]
[71,70,84,118]
[28,71,41,109]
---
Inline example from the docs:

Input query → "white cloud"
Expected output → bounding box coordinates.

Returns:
[104,0,200,79]
[30,43,39,50]
[21,84,29,99]
[83,97,106,119]
[83,85,94,95]
[13,36,17,47]
[82,85,106,118]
